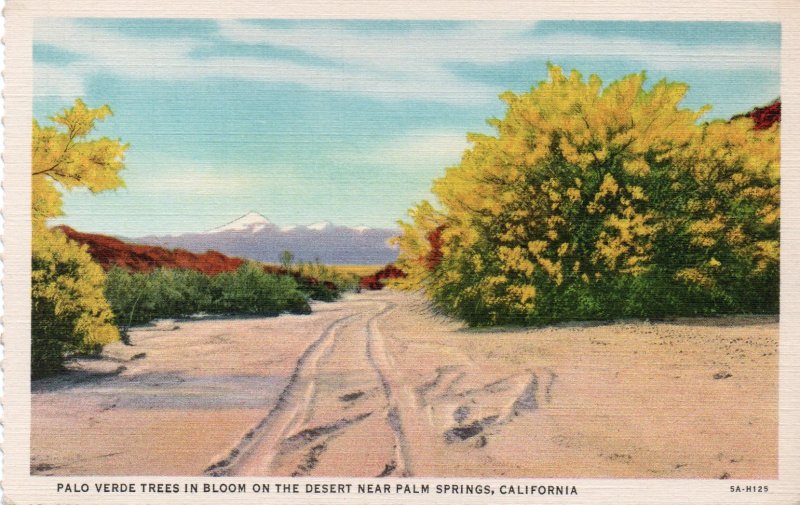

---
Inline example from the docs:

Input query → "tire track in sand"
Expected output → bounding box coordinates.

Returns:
[204,312,358,476]
[365,301,419,477]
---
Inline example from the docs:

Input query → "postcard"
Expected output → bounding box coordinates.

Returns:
[3,1,799,503]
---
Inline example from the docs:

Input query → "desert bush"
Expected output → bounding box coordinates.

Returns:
[105,267,213,329]
[105,262,310,327]
[298,279,341,302]
[397,65,779,326]
[32,229,120,378]
[210,262,310,315]
[296,260,360,298]
[359,264,408,290]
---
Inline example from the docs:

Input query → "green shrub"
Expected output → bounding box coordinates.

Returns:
[295,260,361,298]
[209,263,310,315]
[105,263,311,329]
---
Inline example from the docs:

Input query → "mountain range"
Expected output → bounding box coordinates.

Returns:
[132,212,400,265]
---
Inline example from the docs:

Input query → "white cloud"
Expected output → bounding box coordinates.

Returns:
[34,19,779,106]
[34,63,86,99]
[132,172,253,196]
[216,21,542,69]
[216,20,778,72]
[329,130,470,171]
[33,19,499,105]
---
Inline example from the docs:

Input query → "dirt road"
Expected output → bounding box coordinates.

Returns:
[31,290,778,478]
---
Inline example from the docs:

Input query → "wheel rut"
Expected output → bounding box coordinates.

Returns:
[209,300,411,477]
[365,301,425,477]
[204,312,357,476]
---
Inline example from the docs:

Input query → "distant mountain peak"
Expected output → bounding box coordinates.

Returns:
[307,220,333,231]
[138,214,400,265]
[208,211,272,233]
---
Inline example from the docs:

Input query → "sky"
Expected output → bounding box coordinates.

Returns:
[34,19,781,237]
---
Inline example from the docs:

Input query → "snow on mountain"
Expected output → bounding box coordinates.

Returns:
[133,213,400,265]
[306,221,333,231]
[208,211,273,233]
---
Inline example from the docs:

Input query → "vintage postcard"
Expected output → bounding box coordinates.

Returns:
[3,1,799,503]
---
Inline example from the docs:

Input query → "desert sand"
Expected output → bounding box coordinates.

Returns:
[31,290,777,478]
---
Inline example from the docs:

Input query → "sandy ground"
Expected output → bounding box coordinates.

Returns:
[31,290,777,478]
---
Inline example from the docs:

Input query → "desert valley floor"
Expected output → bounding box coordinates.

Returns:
[31,290,777,478]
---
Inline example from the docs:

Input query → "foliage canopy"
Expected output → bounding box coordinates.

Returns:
[396,66,779,325]
[32,99,128,226]
[32,99,127,377]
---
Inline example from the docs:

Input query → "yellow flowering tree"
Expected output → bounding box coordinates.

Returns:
[397,66,779,325]
[32,99,127,377]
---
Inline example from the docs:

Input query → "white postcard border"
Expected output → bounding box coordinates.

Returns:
[3,1,799,503]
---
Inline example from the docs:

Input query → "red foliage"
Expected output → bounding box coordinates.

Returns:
[732,99,780,130]
[424,225,447,271]
[359,264,407,290]
[58,226,246,275]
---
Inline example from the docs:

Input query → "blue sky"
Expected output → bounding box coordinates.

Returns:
[34,19,780,236]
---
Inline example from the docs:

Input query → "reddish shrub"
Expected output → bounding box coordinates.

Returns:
[58,226,246,275]
[425,225,447,271]
[359,264,407,290]
[732,99,780,130]
[359,275,382,290]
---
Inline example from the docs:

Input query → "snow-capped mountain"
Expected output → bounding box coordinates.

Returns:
[208,211,273,233]
[306,221,334,231]
[132,212,400,265]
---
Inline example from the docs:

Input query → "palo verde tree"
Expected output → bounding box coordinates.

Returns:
[31,99,128,377]
[396,65,779,326]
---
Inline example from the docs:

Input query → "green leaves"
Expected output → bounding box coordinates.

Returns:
[104,264,312,328]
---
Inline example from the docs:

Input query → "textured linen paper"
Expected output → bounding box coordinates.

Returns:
[2,1,799,503]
